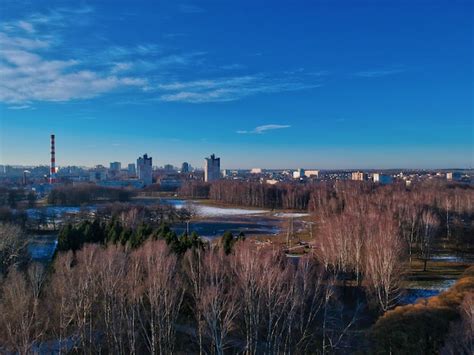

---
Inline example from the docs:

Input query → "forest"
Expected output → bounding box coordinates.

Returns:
[0,179,473,354]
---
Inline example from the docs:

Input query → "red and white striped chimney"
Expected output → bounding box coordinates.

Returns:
[50,134,56,184]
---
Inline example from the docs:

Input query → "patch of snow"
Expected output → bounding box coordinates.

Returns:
[196,206,268,217]
[161,199,268,217]
[273,212,309,218]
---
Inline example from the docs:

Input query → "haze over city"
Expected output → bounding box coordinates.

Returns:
[1,0,472,169]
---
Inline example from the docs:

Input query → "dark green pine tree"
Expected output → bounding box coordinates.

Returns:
[57,224,73,251]
[107,219,123,244]
[222,231,234,255]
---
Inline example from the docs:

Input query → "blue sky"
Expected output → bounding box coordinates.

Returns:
[0,0,472,169]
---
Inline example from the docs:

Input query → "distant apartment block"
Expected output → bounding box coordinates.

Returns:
[352,171,368,181]
[205,154,221,182]
[446,172,462,181]
[266,179,279,185]
[181,162,190,173]
[89,165,107,182]
[109,162,121,171]
[251,168,263,174]
[373,173,393,185]
[304,170,319,178]
[128,163,136,176]
[137,154,153,186]
[293,168,305,179]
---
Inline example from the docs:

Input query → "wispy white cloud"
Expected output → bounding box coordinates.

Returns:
[354,68,404,78]
[111,62,133,73]
[237,124,291,134]
[0,6,325,106]
[7,104,31,110]
[110,44,161,57]
[0,32,50,50]
[17,21,35,33]
[179,4,205,13]
[0,11,148,104]
[158,76,256,91]
[221,63,245,70]
[97,47,204,74]
[158,75,321,103]
[12,5,95,30]
[163,33,187,39]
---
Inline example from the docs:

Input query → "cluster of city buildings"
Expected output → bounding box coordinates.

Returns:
[0,135,471,193]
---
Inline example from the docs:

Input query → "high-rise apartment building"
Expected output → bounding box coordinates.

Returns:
[181,162,190,173]
[137,154,153,186]
[204,154,221,182]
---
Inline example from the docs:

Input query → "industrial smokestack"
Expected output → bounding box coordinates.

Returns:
[50,134,56,184]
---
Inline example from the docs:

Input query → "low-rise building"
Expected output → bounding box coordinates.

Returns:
[304,170,319,178]
[128,163,136,176]
[110,162,121,172]
[293,168,305,179]
[352,171,368,181]
[446,172,462,181]
[373,173,393,185]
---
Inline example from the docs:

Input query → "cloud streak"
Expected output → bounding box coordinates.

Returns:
[179,4,206,13]
[354,68,405,78]
[237,124,291,134]
[158,75,321,103]
[0,6,325,106]
[0,11,148,104]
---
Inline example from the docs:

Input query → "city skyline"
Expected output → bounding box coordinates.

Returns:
[0,1,473,169]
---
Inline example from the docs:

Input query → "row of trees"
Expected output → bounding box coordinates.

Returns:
[47,184,132,205]
[0,223,30,276]
[316,211,403,312]
[0,241,362,354]
[180,180,315,210]
[0,187,36,209]
[1,200,194,233]
[313,208,439,312]
[58,219,203,255]
[180,180,473,240]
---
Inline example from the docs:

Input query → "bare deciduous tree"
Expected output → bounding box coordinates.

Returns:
[199,248,239,355]
[138,240,184,355]
[419,210,440,272]
[0,223,29,275]
[364,214,404,312]
[0,264,45,354]
[232,243,299,354]
[96,245,128,354]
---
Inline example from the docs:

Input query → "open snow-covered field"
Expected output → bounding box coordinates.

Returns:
[162,199,269,217]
